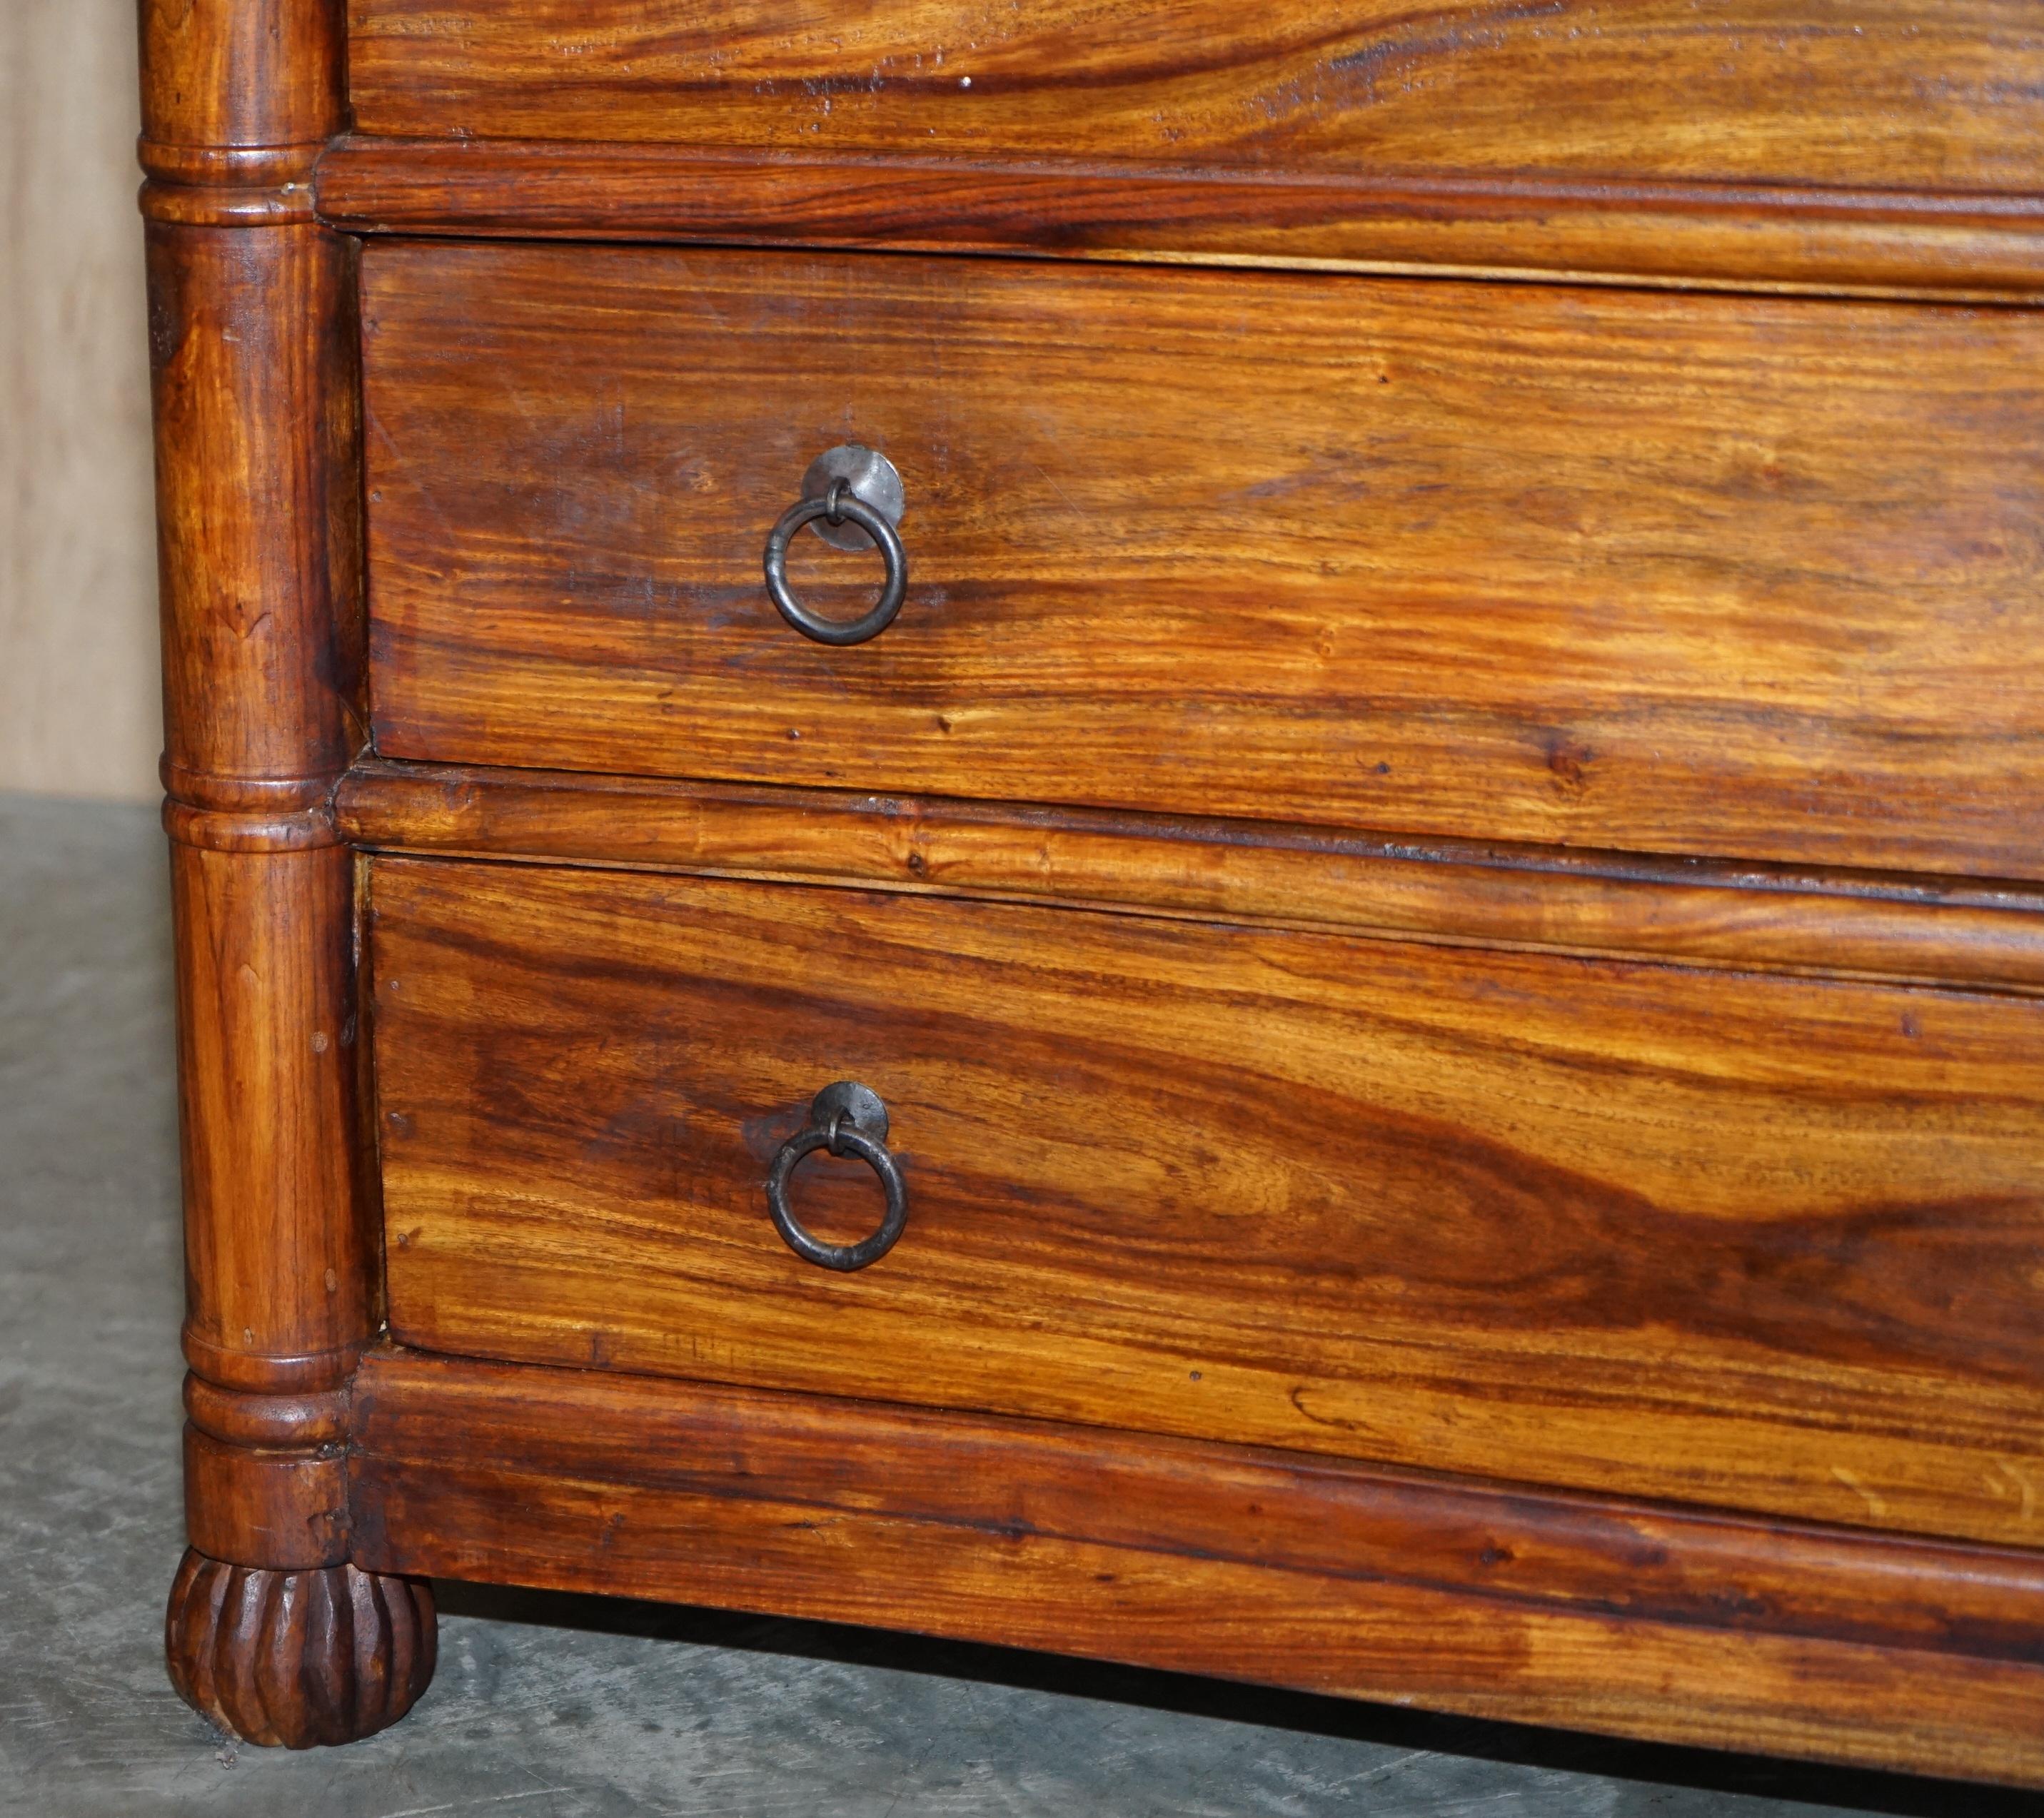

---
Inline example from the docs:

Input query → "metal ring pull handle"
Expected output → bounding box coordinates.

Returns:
[765,1081,908,1272]
[762,445,909,647]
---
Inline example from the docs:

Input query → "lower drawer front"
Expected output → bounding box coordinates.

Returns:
[370,856,2044,1547]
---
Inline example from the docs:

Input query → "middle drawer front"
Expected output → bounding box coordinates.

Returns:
[370,856,2044,1550]
[363,241,2044,882]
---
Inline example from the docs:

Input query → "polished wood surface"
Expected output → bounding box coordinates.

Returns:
[363,241,2044,879]
[351,1348,2044,1787]
[316,138,2044,301]
[338,758,2044,994]
[344,2,2044,196]
[142,0,342,164]
[147,211,371,1425]
[142,0,435,1747]
[181,1427,348,1570]
[147,219,361,804]
[371,856,2044,1549]
[152,0,2044,1777]
[147,201,375,1573]
[167,835,364,1402]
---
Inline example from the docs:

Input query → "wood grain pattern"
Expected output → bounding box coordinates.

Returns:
[363,241,2044,880]
[151,203,376,1494]
[349,1349,2044,1787]
[351,1349,2044,1666]
[182,1427,349,1570]
[338,757,2044,994]
[316,139,2044,301]
[142,0,343,155]
[183,1375,350,1450]
[169,838,367,1401]
[343,1,2044,196]
[370,856,2044,1549]
[150,221,363,804]
[151,206,371,1463]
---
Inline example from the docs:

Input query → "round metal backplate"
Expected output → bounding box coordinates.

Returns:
[800,445,906,552]
[810,1079,890,1144]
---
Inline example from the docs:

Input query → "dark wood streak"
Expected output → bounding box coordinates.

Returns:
[344,1,2044,196]
[316,138,2044,300]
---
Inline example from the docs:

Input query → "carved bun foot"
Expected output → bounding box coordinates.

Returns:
[165,1547,436,1748]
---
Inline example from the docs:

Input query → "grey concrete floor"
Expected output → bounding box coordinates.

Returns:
[0,792,2021,1817]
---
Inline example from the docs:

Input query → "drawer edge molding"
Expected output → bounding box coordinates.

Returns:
[315,137,2044,303]
[334,760,2044,993]
[348,1346,2044,1787]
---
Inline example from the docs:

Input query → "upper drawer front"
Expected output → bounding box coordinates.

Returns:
[365,242,2044,879]
[346,2,2044,195]
[371,856,2044,1549]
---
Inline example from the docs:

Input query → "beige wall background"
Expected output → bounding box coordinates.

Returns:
[1,0,161,802]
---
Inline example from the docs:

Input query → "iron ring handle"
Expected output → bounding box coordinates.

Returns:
[765,1111,909,1272]
[762,483,910,647]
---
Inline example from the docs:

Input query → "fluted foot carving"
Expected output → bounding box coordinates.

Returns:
[165,1547,436,1748]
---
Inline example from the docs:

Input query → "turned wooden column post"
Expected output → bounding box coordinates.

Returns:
[141,0,434,1747]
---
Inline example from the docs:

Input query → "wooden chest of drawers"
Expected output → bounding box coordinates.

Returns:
[146,0,2044,1782]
